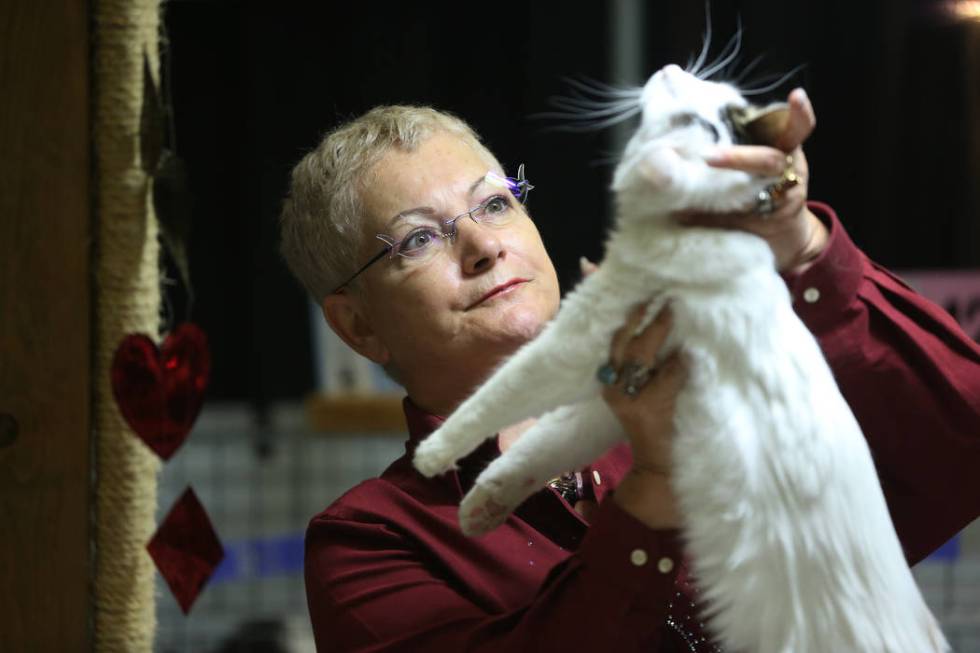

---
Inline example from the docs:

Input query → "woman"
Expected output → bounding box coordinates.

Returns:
[279,98,980,651]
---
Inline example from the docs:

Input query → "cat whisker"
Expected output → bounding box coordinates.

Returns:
[697,18,743,80]
[546,98,640,119]
[534,76,643,132]
[688,1,713,76]
[563,76,642,100]
[588,149,627,167]
[740,63,807,96]
[533,105,642,133]
[733,53,767,85]
[552,88,640,108]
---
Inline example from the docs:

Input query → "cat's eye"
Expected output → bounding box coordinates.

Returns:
[700,118,720,142]
[670,112,720,143]
[670,112,698,129]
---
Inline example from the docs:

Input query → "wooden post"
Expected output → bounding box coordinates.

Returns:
[0,0,93,649]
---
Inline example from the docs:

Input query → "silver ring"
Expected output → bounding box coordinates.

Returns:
[621,361,652,396]
[756,188,775,215]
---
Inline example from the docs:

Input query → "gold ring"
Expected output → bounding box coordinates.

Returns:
[769,156,800,198]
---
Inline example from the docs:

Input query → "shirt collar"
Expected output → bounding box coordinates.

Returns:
[401,396,501,496]
[403,396,446,445]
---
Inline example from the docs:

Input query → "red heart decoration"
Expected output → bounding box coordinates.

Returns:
[111,323,210,460]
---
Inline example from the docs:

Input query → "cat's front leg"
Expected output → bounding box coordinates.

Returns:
[412,331,606,477]
[459,397,624,535]
[414,275,627,478]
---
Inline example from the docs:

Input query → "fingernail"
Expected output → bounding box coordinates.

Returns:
[703,148,727,165]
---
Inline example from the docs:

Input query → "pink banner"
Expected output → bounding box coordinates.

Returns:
[897,270,980,343]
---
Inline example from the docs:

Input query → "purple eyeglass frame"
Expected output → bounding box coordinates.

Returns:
[330,164,534,294]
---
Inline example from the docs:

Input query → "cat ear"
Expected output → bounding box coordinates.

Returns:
[320,292,391,366]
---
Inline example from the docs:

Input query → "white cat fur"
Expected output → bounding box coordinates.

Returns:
[413,64,948,653]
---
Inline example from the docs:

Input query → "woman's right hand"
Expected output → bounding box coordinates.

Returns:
[600,303,686,529]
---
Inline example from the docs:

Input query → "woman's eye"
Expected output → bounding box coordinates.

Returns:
[484,196,509,215]
[399,228,439,254]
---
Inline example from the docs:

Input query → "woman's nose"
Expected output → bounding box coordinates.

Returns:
[454,216,504,275]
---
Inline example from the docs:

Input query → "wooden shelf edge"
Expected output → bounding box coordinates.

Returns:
[304,393,407,434]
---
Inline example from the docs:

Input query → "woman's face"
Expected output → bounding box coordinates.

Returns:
[353,131,561,411]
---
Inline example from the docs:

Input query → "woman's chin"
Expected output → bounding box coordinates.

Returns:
[494,304,550,347]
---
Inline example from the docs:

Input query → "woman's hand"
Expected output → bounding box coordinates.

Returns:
[600,303,686,529]
[676,88,828,273]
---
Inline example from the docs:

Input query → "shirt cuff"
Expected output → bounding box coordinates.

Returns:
[579,494,683,594]
[782,201,866,335]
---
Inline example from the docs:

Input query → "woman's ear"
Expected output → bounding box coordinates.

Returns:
[320,292,391,366]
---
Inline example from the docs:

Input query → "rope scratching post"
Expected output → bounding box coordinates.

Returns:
[93,0,162,649]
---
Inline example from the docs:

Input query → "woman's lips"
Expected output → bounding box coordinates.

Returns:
[468,278,530,309]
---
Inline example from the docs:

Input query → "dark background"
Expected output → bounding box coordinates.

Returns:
[163,0,980,406]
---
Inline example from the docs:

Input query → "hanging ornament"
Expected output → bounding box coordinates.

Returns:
[147,486,225,614]
[110,322,210,461]
[118,45,224,616]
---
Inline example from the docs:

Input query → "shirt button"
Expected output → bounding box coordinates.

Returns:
[802,287,820,303]
[657,557,675,574]
[630,548,648,567]
[592,470,602,486]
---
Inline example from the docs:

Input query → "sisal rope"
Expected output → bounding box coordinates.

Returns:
[92,0,162,650]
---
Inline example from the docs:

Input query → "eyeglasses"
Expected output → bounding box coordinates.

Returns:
[331,164,535,294]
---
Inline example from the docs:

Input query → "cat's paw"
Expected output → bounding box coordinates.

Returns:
[458,481,517,536]
[412,435,459,478]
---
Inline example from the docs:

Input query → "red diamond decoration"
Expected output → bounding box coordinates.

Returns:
[110,323,210,460]
[148,486,224,614]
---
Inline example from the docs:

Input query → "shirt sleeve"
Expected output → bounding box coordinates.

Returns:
[305,497,683,652]
[785,201,980,564]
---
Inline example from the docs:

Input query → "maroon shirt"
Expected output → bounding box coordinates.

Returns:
[305,204,980,652]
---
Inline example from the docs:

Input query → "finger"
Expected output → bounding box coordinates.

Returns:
[620,307,673,368]
[705,145,787,177]
[608,303,649,368]
[615,308,672,376]
[605,349,686,408]
[676,187,806,231]
[642,351,687,397]
[774,88,816,153]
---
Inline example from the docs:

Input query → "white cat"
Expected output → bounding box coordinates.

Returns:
[413,63,948,652]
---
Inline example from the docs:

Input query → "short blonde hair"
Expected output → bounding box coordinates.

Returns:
[279,105,499,301]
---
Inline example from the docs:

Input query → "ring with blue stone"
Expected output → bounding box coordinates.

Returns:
[596,362,619,386]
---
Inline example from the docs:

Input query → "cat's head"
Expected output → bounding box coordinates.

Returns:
[612,64,783,218]
[634,64,748,151]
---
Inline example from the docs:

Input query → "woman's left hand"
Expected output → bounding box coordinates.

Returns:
[675,87,828,273]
